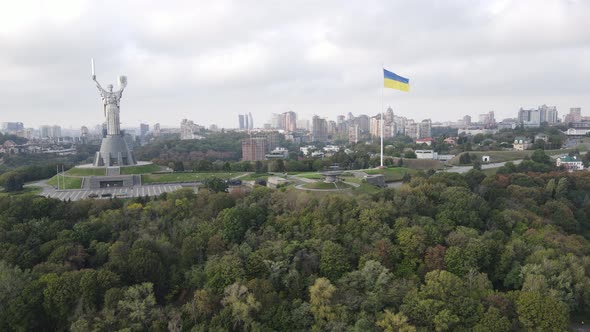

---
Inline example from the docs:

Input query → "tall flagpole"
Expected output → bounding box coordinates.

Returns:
[380,64,384,168]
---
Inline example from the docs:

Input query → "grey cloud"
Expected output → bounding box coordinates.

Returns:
[0,0,589,129]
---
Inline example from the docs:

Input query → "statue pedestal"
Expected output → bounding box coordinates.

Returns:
[94,135,136,167]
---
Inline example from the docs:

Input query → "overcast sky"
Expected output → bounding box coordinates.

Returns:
[1,0,589,129]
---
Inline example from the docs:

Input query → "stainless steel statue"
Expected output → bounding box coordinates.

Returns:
[91,59,136,166]
[93,74,126,136]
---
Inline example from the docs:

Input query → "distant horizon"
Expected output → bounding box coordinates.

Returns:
[2,101,583,131]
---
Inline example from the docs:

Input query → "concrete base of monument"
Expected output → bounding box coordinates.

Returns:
[71,162,163,189]
[94,135,136,166]
[76,161,154,169]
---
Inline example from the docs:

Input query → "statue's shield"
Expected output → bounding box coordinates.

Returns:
[118,75,127,87]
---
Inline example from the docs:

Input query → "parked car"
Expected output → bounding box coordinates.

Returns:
[87,193,99,198]
[101,193,112,198]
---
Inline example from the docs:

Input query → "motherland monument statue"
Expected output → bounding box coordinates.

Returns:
[91,59,136,166]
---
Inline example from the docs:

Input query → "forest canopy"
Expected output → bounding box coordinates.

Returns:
[1,168,590,331]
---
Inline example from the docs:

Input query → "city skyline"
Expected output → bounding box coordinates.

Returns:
[1,0,590,128]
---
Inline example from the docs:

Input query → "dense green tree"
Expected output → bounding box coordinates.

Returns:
[516,291,569,331]
[205,255,245,293]
[1,164,589,330]
[377,310,416,332]
[42,271,83,329]
[310,277,339,331]
[436,187,489,228]
[221,283,261,330]
[80,269,120,311]
[320,241,351,281]
[117,282,158,330]
[203,177,228,193]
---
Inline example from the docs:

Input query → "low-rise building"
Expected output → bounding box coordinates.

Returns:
[311,151,325,158]
[443,137,457,145]
[513,137,532,151]
[265,147,289,159]
[556,155,584,171]
[415,150,438,159]
[300,145,316,156]
[565,128,590,136]
[415,137,434,146]
[534,133,549,142]
[323,145,340,153]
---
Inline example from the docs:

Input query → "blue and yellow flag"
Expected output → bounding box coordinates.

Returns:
[383,68,410,92]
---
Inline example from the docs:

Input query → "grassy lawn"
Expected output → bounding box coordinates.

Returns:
[46,176,82,189]
[121,163,163,175]
[0,186,43,197]
[240,173,269,181]
[352,182,383,195]
[364,167,417,182]
[142,172,244,184]
[293,172,324,179]
[66,167,106,176]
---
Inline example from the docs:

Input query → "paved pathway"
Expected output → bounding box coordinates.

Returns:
[106,167,120,176]
[38,183,190,201]
[29,171,251,201]
[444,160,523,174]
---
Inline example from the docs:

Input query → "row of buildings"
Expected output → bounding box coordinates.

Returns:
[517,105,559,127]
[367,108,432,141]
[248,108,434,145]
[1,122,62,139]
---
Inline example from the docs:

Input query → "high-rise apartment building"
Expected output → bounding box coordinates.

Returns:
[153,123,161,137]
[356,115,370,133]
[405,120,418,139]
[349,125,360,144]
[418,119,432,138]
[270,113,281,129]
[241,136,268,161]
[385,107,394,123]
[39,125,61,138]
[140,123,149,137]
[518,108,541,127]
[180,119,202,140]
[238,114,245,129]
[369,116,381,138]
[248,113,254,129]
[1,122,24,134]
[478,111,495,128]
[312,116,328,142]
[537,105,558,124]
[565,108,582,124]
[282,111,297,132]
[463,115,472,126]
[518,105,558,127]
[327,120,337,136]
[370,115,396,139]
[296,119,310,131]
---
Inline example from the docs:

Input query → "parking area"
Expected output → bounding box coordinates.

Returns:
[40,183,191,201]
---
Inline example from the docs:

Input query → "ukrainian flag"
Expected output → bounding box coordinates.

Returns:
[383,68,410,92]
